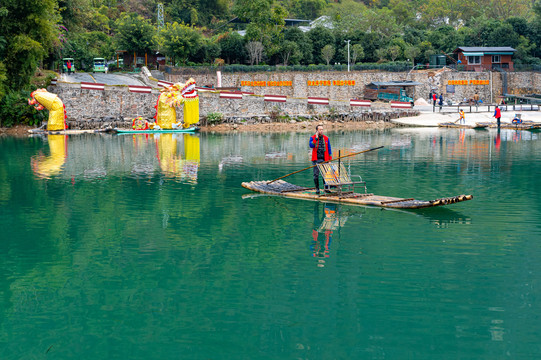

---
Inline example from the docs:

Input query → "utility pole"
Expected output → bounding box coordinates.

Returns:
[157,3,164,31]
[344,40,350,72]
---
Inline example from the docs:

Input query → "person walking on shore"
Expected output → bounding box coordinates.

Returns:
[432,92,437,108]
[457,109,466,124]
[309,124,332,195]
[494,106,502,127]
[67,60,72,75]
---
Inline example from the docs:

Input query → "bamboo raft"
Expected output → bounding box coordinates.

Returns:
[496,121,541,130]
[28,128,111,135]
[242,180,473,209]
[438,122,490,129]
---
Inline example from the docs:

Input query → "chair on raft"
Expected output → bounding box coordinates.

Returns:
[317,162,367,196]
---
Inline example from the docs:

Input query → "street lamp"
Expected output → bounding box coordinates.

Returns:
[344,40,351,72]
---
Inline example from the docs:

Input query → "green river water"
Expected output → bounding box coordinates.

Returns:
[1,128,540,359]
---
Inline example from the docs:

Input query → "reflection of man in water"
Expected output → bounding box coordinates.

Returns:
[311,203,335,267]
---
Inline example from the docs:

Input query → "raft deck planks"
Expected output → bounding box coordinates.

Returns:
[242,180,473,209]
[438,122,490,129]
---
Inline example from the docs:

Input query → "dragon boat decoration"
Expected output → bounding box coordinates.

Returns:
[28,89,67,131]
[153,78,199,130]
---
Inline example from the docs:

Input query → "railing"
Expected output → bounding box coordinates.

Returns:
[432,103,540,113]
[164,62,413,75]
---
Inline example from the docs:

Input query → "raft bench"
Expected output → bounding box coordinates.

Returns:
[317,162,367,196]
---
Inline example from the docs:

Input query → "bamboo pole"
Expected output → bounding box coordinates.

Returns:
[267,146,384,184]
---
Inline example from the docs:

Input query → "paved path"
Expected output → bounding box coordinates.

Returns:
[60,73,145,86]
[393,108,541,127]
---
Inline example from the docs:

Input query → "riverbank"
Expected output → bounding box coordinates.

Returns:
[199,120,397,133]
[4,110,541,135]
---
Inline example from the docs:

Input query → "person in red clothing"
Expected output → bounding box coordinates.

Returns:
[432,92,437,107]
[309,124,332,194]
[493,106,501,127]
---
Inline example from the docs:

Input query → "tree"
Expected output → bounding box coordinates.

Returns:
[404,46,420,66]
[387,45,401,61]
[114,13,156,54]
[280,40,301,65]
[0,0,59,92]
[158,22,203,65]
[285,0,328,19]
[351,44,364,64]
[62,31,115,71]
[218,32,247,64]
[375,48,388,62]
[307,26,334,64]
[246,41,264,65]
[321,44,335,65]
[283,27,313,65]
[233,0,287,61]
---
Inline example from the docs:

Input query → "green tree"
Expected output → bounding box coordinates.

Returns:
[62,31,115,71]
[387,45,401,61]
[307,26,334,64]
[285,0,328,19]
[158,22,202,65]
[114,13,156,55]
[375,48,388,62]
[235,0,287,61]
[193,37,221,64]
[283,27,313,65]
[404,45,420,66]
[218,32,247,64]
[321,44,335,65]
[58,0,92,32]
[427,25,463,55]
[279,40,302,65]
[0,0,59,92]
[351,44,364,64]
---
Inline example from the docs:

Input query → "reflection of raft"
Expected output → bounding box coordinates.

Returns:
[241,180,473,209]
[114,127,199,134]
[438,122,490,129]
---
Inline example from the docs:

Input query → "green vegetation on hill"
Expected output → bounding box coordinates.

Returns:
[1,0,541,99]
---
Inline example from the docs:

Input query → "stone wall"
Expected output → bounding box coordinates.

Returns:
[168,70,541,105]
[48,69,539,128]
[49,81,418,127]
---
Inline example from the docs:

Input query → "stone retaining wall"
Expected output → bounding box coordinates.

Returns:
[168,70,540,105]
[49,82,418,129]
[48,69,539,129]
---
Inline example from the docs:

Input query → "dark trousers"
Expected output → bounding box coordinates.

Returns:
[312,159,325,188]
[496,117,501,127]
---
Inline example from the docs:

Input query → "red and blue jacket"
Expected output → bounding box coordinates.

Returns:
[309,134,332,161]
[494,107,501,118]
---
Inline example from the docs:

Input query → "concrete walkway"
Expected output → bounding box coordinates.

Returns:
[392,108,541,127]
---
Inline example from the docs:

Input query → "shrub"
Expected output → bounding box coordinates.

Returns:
[205,112,224,125]
[0,90,46,128]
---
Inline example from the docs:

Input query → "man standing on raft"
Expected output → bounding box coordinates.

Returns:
[309,124,332,194]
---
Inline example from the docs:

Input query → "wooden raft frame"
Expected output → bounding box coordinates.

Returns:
[241,180,473,209]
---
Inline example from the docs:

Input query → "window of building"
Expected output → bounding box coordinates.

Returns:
[467,56,481,65]
[492,55,501,63]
